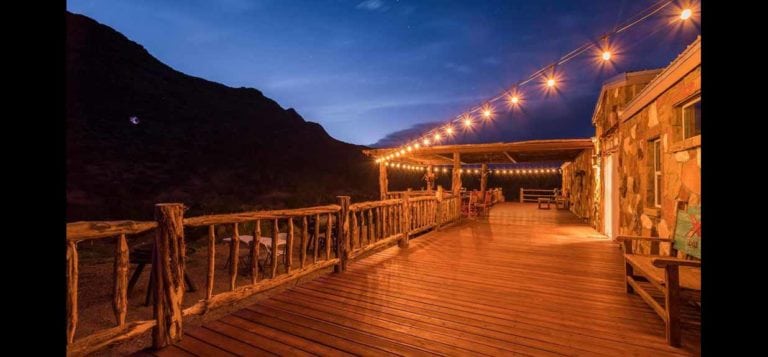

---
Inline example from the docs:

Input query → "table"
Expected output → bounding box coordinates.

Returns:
[555,196,568,209]
[537,197,551,209]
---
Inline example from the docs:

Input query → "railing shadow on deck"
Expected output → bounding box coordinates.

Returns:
[65,188,463,356]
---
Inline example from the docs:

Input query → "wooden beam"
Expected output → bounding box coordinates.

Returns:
[503,151,517,163]
[451,152,461,196]
[363,138,593,158]
[436,153,464,163]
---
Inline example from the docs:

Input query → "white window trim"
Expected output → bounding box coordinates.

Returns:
[682,97,701,140]
[653,139,662,208]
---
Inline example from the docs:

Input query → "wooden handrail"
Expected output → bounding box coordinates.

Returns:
[183,205,340,226]
[66,192,468,356]
[67,220,157,241]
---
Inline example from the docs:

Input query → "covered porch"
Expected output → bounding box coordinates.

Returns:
[152,203,701,356]
[364,138,594,200]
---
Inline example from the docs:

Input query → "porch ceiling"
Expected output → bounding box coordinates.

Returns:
[363,138,594,165]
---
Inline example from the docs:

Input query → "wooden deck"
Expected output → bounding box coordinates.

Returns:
[152,203,700,356]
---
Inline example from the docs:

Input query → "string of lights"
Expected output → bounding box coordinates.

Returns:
[384,162,562,175]
[375,0,698,164]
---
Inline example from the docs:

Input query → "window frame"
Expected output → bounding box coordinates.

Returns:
[652,138,662,208]
[681,96,701,140]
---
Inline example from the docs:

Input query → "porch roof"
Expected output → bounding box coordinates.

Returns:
[363,138,594,165]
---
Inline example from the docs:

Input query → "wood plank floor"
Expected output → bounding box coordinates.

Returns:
[152,203,701,356]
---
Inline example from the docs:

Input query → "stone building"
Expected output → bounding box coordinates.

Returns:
[564,36,700,252]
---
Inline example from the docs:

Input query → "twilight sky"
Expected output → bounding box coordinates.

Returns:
[68,0,700,147]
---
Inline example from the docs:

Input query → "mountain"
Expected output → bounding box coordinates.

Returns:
[66,12,378,221]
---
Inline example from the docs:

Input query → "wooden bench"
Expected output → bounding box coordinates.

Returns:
[617,201,700,347]
[537,197,551,209]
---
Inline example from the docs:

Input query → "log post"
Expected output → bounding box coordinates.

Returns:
[426,165,434,193]
[67,241,78,344]
[664,266,682,347]
[379,162,388,200]
[113,233,129,327]
[207,225,216,298]
[271,219,279,278]
[251,221,261,284]
[451,152,461,196]
[480,163,488,199]
[229,222,240,291]
[151,203,186,349]
[399,190,411,248]
[436,186,444,230]
[335,196,351,273]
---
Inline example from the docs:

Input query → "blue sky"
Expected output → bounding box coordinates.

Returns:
[67,0,699,146]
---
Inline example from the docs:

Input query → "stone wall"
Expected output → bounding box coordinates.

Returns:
[616,67,701,255]
[562,148,596,226]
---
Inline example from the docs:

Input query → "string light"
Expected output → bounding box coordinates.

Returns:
[463,115,473,128]
[680,8,692,20]
[371,0,696,162]
[481,103,494,119]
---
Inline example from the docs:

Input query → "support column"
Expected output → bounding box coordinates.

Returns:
[480,163,488,199]
[426,165,434,193]
[451,152,461,196]
[379,162,388,200]
[399,189,411,248]
[152,203,186,349]
[436,185,444,230]
[335,196,350,273]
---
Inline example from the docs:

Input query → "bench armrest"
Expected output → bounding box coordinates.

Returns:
[615,235,673,242]
[652,257,701,268]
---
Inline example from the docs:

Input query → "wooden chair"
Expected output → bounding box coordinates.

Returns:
[462,192,478,217]
[617,200,701,347]
[475,191,492,216]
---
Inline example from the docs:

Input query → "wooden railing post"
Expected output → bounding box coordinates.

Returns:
[399,190,411,248]
[152,203,186,349]
[336,196,351,273]
[436,186,444,230]
[379,163,388,200]
[520,187,524,203]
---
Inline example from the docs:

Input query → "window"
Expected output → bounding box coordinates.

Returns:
[682,97,701,139]
[652,139,662,207]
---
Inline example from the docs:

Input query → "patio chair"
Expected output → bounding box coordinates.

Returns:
[617,200,701,347]
[462,191,478,217]
[475,191,492,216]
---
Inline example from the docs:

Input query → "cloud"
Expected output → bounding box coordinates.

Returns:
[444,62,472,74]
[370,92,597,147]
[356,0,389,12]
[370,121,444,147]
[482,56,501,66]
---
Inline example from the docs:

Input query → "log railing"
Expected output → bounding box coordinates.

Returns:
[180,202,344,320]
[66,191,468,355]
[347,198,405,260]
[408,195,438,235]
[386,190,434,200]
[519,188,557,203]
[66,221,159,357]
